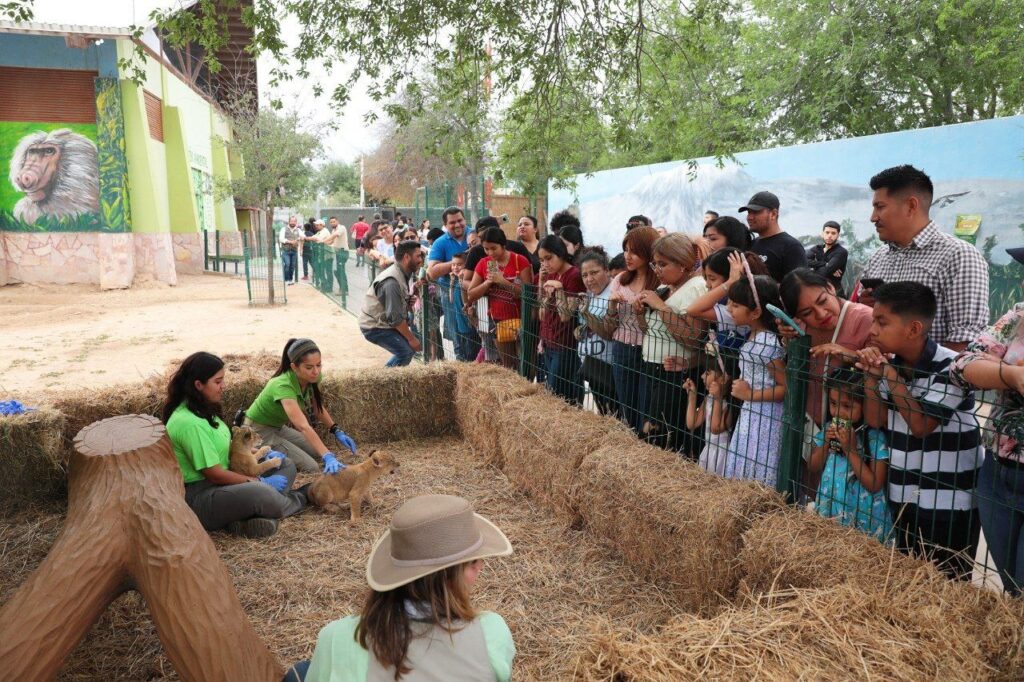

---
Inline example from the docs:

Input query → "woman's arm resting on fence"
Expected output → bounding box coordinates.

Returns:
[958,356,1024,393]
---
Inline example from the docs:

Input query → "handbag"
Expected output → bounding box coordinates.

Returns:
[496,318,521,343]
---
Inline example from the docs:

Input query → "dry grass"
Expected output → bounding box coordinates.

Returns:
[453,364,543,466]
[0,437,685,681]
[738,506,942,596]
[575,581,1024,681]
[0,409,67,512]
[496,392,636,519]
[573,442,785,615]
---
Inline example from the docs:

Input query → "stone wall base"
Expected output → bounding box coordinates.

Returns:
[0,231,238,288]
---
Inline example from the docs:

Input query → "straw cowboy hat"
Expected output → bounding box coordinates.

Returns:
[367,494,513,591]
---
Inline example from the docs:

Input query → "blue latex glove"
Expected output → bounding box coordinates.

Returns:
[322,452,346,475]
[261,450,287,465]
[333,429,357,454]
[259,474,288,493]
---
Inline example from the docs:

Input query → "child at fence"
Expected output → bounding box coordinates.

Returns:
[857,281,983,580]
[720,272,787,487]
[447,252,476,356]
[808,367,893,542]
[686,248,768,366]
[684,367,733,476]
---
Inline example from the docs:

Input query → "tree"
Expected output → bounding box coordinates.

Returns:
[314,160,360,206]
[214,94,323,304]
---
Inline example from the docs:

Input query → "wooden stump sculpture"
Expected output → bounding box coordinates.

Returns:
[0,414,282,681]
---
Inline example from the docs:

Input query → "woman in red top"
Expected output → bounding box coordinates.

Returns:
[538,234,587,405]
[468,227,533,368]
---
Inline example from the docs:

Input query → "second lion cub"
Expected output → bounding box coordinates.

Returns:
[229,425,282,477]
[308,449,399,522]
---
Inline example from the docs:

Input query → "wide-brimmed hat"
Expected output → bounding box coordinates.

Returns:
[1007,247,1024,266]
[366,494,512,591]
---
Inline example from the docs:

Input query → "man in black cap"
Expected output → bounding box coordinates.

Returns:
[739,191,807,282]
[806,220,849,296]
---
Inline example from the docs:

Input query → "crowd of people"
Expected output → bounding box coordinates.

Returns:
[355,164,1024,594]
[159,162,1023,678]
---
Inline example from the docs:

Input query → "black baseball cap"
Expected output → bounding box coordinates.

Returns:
[738,191,780,213]
[1007,247,1024,266]
[823,220,841,230]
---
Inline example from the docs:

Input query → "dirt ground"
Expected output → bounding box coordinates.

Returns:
[0,274,389,398]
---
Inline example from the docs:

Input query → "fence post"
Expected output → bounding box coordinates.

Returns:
[418,282,429,364]
[241,230,253,304]
[777,335,810,499]
[519,283,538,379]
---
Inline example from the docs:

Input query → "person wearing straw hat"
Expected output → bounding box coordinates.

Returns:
[285,494,515,682]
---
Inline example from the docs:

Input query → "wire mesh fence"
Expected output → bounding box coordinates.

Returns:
[412,248,1023,595]
[241,225,288,306]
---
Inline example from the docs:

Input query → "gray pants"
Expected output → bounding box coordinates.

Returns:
[184,457,306,531]
[248,421,321,473]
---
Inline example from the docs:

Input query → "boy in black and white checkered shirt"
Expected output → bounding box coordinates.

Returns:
[857,281,982,581]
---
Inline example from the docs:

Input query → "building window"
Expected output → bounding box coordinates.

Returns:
[0,66,97,123]
[143,90,164,142]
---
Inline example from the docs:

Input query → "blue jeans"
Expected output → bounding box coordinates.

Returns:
[611,341,647,434]
[978,453,1024,595]
[361,328,415,367]
[281,249,297,282]
[283,660,309,682]
[439,289,480,361]
[544,346,583,405]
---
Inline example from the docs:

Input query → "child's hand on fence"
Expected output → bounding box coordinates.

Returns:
[731,379,753,401]
[682,377,697,393]
[855,347,889,377]
[543,279,563,294]
[663,355,687,371]
[707,379,725,399]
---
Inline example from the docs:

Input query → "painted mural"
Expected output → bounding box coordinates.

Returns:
[549,115,1024,319]
[0,114,129,233]
[94,77,132,233]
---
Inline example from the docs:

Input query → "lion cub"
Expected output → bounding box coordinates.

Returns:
[308,449,399,522]
[229,425,282,477]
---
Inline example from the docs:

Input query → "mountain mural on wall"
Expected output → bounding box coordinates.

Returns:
[575,163,1024,265]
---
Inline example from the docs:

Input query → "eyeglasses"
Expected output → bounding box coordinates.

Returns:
[627,222,641,229]
[649,261,676,271]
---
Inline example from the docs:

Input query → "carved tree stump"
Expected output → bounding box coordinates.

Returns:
[0,414,282,681]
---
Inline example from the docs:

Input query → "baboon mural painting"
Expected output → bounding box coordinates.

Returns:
[0,122,108,232]
[9,129,99,224]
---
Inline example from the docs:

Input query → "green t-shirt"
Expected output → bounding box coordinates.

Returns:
[165,402,231,484]
[245,370,312,428]
[305,612,514,682]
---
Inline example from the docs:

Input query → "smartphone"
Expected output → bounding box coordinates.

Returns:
[860,278,884,290]
[766,304,806,335]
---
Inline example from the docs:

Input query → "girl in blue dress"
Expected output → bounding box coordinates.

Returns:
[809,367,893,542]
[722,272,787,487]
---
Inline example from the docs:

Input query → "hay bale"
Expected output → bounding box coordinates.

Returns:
[0,410,67,511]
[497,392,636,517]
[321,363,458,444]
[737,506,941,596]
[575,583,1024,681]
[573,442,784,614]
[453,364,543,463]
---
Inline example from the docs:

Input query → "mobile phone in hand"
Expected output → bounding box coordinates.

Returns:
[860,278,884,290]
[766,304,806,335]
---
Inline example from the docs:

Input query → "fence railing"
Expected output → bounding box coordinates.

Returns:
[241,228,287,306]
[414,276,1020,594]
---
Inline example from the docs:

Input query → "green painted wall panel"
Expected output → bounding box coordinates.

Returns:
[163,105,200,234]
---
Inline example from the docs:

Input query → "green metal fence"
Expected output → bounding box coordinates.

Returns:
[241,227,288,306]
[412,250,1022,595]
[414,176,489,228]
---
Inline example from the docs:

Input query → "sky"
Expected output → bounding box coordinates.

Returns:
[26,0,377,162]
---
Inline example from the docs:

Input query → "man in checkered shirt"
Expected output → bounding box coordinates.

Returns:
[860,165,989,352]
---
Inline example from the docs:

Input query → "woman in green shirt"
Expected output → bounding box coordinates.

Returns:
[285,494,515,682]
[243,338,357,474]
[163,352,307,538]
